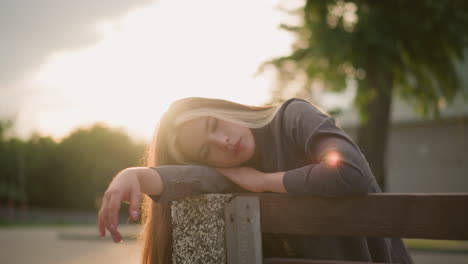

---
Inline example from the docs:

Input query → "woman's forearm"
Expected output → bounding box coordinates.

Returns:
[130,166,286,199]
[264,171,287,193]
[126,167,164,196]
[216,167,287,193]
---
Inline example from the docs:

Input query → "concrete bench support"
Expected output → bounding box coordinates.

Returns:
[171,194,233,264]
[171,194,262,264]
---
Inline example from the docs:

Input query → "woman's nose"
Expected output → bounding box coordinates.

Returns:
[211,134,232,150]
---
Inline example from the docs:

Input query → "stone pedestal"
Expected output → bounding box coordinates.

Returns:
[171,194,233,264]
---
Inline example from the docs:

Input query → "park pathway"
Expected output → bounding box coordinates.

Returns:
[0,225,141,264]
[0,225,466,264]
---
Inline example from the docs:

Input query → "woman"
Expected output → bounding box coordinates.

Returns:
[97,97,413,264]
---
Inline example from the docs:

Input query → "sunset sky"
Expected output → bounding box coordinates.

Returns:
[0,0,309,141]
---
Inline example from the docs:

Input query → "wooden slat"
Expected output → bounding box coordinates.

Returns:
[225,196,263,264]
[238,193,468,240]
[263,258,390,264]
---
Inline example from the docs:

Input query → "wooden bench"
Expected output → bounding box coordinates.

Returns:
[170,193,468,264]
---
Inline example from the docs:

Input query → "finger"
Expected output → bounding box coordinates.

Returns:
[129,185,141,221]
[107,193,123,242]
[97,195,109,237]
[98,208,106,237]
[98,216,106,237]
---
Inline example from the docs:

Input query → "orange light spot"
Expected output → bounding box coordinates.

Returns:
[325,151,341,167]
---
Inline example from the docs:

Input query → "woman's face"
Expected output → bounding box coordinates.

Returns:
[176,116,256,168]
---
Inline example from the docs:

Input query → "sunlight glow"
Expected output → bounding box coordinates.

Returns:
[325,150,341,168]
[25,0,296,141]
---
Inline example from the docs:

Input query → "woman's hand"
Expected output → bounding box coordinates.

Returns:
[217,167,287,193]
[98,167,163,242]
[97,168,142,243]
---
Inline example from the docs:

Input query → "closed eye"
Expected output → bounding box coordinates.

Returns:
[211,117,218,132]
[199,117,217,161]
[201,118,219,160]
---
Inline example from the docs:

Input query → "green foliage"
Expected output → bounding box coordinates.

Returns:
[0,122,146,210]
[0,120,13,140]
[265,0,468,117]
[54,123,146,209]
[0,131,27,202]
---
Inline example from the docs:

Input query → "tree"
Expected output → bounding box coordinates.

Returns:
[55,123,146,209]
[0,120,146,210]
[0,120,26,205]
[264,0,468,189]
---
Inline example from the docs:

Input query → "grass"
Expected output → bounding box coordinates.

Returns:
[404,239,468,253]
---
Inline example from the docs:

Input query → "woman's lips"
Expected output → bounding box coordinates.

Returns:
[233,138,241,155]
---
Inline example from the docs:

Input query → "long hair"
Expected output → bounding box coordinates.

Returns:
[140,97,279,264]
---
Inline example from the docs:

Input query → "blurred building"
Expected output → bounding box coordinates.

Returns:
[335,95,468,193]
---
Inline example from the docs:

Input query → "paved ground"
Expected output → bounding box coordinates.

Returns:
[0,226,467,264]
[0,225,142,264]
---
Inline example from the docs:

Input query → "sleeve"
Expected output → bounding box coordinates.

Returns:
[148,165,245,202]
[281,99,377,197]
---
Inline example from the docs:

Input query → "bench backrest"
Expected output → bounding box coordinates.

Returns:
[169,193,468,264]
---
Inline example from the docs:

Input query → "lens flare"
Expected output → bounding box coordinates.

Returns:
[325,150,341,167]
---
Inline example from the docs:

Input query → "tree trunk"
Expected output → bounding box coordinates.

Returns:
[357,68,393,191]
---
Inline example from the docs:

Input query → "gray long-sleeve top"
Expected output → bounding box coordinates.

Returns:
[150,98,413,263]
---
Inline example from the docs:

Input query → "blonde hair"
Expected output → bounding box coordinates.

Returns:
[140,97,279,264]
